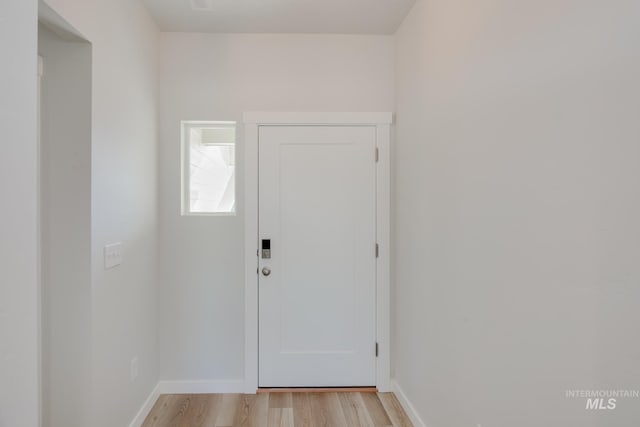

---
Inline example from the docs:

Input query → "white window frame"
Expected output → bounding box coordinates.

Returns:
[181,120,237,216]
[243,112,393,393]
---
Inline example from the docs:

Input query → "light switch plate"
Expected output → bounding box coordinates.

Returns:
[104,242,123,269]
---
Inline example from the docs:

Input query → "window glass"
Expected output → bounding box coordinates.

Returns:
[182,121,236,215]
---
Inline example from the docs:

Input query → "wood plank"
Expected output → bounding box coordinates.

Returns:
[291,393,312,427]
[165,395,192,426]
[338,392,374,427]
[308,392,348,427]
[361,392,393,426]
[142,392,411,427]
[268,392,292,408]
[142,395,180,427]
[180,394,222,427]
[378,393,413,427]
[215,394,242,427]
[232,393,269,427]
[267,408,294,427]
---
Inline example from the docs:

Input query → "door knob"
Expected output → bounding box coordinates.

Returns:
[262,267,271,277]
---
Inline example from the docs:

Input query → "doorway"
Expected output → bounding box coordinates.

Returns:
[244,113,392,392]
[38,5,92,425]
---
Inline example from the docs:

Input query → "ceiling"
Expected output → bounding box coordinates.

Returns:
[141,0,416,34]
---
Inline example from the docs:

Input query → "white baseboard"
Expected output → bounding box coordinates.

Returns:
[157,379,246,394]
[391,379,427,427]
[128,382,161,427]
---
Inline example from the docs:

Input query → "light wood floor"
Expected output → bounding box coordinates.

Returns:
[142,392,413,427]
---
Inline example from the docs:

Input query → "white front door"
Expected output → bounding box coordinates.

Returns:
[258,125,377,387]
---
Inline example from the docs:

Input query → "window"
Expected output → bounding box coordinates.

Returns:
[182,121,236,215]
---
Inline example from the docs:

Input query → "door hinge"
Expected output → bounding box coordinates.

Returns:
[375,342,379,357]
[375,243,379,258]
[375,146,379,162]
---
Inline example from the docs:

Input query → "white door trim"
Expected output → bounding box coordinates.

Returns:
[243,112,392,393]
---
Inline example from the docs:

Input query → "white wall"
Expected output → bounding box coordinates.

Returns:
[394,1,640,426]
[0,0,40,425]
[159,33,395,381]
[38,0,160,425]
[38,22,92,427]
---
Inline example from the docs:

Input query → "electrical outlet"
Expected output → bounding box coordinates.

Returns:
[104,242,123,269]
[130,357,139,382]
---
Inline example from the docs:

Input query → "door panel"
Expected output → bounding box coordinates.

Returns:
[258,126,377,387]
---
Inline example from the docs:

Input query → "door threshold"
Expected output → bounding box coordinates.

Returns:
[257,387,377,393]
